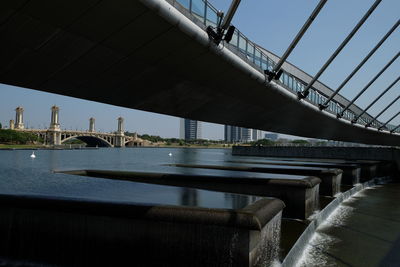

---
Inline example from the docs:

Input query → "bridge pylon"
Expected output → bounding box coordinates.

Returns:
[89,117,95,132]
[47,105,61,145]
[114,117,125,147]
[15,107,24,129]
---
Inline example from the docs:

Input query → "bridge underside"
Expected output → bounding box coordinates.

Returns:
[62,136,112,147]
[75,136,111,148]
[0,0,399,146]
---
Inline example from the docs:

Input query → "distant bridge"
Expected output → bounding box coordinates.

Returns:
[9,106,145,147]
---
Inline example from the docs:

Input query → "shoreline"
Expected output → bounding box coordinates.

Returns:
[0,145,233,150]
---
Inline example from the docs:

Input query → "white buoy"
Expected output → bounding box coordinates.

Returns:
[30,151,36,159]
[168,152,172,157]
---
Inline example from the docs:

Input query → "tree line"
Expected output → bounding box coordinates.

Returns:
[0,129,43,144]
[125,132,227,146]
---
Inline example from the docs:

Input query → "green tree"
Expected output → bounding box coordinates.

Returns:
[0,129,42,144]
[291,139,310,145]
[251,139,276,146]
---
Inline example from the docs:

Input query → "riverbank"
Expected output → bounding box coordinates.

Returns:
[152,144,233,149]
[0,144,46,149]
[0,143,234,150]
[0,144,99,150]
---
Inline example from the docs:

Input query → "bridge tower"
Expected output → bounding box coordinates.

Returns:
[14,107,24,129]
[89,117,95,132]
[9,120,15,130]
[114,117,125,147]
[47,105,61,145]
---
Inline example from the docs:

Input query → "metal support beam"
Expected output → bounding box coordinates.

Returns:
[352,76,400,123]
[320,19,400,110]
[298,0,382,99]
[379,111,400,131]
[265,0,328,81]
[366,94,400,128]
[338,51,400,118]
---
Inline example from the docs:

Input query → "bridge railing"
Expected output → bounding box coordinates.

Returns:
[167,0,398,133]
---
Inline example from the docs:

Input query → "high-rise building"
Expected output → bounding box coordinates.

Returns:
[252,129,262,141]
[224,125,241,142]
[241,128,252,142]
[265,133,279,141]
[180,119,201,140]
[224,126,260,143]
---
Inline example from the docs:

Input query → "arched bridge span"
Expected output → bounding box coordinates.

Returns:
[61,135,113,148]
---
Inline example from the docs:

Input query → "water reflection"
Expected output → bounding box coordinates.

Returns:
[174,148,200,165]
[180,188,198,206]
[49,150,59,171]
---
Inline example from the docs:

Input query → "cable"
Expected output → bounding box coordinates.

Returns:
[338,51,400,118]
[320,19,400,110]
[379,111,400,131]
[298,0,382,99]
[366,94,400,128]
[352,75,400,123]
[266,0,328,81]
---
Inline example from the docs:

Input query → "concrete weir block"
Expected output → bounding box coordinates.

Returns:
[170,163,341,197]
[231,146,400,181]
[230,160,358,187]
[60,170,321,219]
[355,161,378,182]
[0,194,284,267]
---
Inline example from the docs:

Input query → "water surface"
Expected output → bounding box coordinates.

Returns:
[0,148,256,209]
[0,148,307,209]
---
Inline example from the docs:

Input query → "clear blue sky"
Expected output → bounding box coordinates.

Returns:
[0,0,399,139]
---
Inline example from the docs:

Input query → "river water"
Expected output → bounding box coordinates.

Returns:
[0,147,304,210]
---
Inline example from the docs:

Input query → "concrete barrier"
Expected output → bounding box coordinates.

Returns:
[0,193,284,267]
[229,160,359,186]
[232,146,400,179]
[59,170,321,220]
[232,146,399,161]
[169,163,341,197]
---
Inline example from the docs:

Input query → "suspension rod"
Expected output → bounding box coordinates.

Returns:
[366,94,400,127]
[352,76,400,123]
[390,123,400,133]
[320,19,400,109]
[338,51,400,118]
[267,0,328,80]
[379,111,400,131]
[221,0,241,30]
[298,0,382,99]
